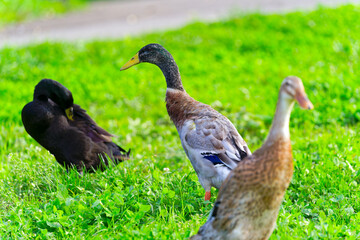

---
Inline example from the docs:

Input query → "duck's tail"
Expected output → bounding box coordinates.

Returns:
[105,142,131,164]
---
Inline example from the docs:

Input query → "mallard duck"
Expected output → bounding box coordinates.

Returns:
[191,76,313,240]
[21,79,130,174]
[120,44,251,201]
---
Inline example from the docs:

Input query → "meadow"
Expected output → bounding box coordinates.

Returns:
[0,5,359,239]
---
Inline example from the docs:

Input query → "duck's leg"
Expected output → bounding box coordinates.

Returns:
[205,191,211,201]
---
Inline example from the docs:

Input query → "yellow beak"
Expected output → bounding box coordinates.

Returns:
[120,53,140,70]
[65,107,74,121]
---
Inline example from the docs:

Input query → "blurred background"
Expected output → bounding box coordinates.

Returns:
[1,0,360,46]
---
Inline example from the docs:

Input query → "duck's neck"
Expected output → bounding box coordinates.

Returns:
[157,58,184,91]
[264,92,295,145]
[34,79,73,109]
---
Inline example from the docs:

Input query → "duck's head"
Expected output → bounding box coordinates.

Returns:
[120,44,173,70]
[120,44,184,90]
[280,76,314,110]
[34,79,75,120]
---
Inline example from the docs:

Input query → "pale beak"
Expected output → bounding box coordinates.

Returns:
[65,107,74,121]
[295,93,314,110]
[120,53,140,70]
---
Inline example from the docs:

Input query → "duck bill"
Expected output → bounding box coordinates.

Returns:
[120,53,140,70]
[65,107,74,121]
[295,93,314,110]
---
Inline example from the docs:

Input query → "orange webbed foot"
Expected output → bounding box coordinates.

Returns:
[205,191,211,201]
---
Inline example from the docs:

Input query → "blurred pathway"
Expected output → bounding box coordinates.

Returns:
[1,0,359,47]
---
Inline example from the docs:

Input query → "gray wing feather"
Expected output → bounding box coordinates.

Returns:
[183,115,250,169]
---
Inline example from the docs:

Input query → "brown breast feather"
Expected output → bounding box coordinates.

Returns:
[165,90,214,129]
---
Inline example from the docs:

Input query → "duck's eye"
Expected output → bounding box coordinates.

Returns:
[285,81,291,86]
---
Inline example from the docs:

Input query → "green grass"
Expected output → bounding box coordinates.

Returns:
[0,0,92,27]
[1,5,360,239]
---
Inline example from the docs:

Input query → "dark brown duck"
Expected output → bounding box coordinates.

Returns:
[21,79,130,174]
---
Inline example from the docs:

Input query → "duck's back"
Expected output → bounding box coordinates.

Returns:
[70,104,129,165]
[166,89,250,156]
[194,139,293,240]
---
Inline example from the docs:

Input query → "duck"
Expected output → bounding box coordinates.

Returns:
[120,44,251,201]
[190,76,314,240]
[21,79,130,174]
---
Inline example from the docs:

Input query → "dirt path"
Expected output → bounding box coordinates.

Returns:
[0,0,359,47]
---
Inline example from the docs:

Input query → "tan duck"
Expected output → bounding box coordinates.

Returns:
[191,76,313,240]
[120,44,251,201]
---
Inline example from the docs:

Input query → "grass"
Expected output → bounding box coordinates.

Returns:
[0,4,360,239]
[0,0,92,27]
